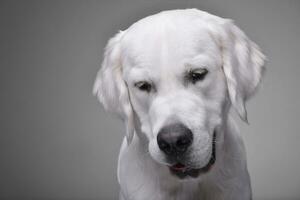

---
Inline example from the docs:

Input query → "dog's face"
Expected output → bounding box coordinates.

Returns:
[94,9,265,179]
[121,18,227,176]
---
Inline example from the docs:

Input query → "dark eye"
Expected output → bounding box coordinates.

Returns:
[134,81,152,92]
[188,68,208,84]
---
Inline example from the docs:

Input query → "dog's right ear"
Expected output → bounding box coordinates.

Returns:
[93,31,134,145]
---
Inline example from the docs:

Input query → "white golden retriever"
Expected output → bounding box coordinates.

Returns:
[93,9,265,200]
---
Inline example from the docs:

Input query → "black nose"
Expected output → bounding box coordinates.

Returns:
[157,123,193,156]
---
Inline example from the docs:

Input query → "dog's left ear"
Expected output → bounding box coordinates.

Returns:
[93,31,135,144]
[221,20,266,122]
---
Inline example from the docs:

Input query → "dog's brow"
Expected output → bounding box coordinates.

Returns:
[183,54,218,70]
[184,63,206,71]
[184,63,197,70]
[126,67,155,83]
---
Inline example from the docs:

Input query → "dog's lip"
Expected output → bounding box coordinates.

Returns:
[170,163,187,171]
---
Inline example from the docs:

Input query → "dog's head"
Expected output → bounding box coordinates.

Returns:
[94,9,265,179]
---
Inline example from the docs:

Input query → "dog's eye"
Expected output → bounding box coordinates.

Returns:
[188,68,208,84]
[134,81,152,92]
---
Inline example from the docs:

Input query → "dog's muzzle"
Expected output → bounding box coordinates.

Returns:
[169,131,216,178]
[157,124,216,179]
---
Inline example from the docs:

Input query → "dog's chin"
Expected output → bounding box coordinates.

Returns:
[168,132,217,179]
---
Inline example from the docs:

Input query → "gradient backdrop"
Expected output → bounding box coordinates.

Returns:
[1,0,299,199]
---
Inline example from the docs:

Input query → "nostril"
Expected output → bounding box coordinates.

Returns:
[176,136,192,152]
[157,138,172,154]
[158,140,172,154]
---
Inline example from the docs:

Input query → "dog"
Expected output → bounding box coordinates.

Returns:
[93,9,266,200]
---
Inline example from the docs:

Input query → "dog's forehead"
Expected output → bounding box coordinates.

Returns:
[120,10,222,72]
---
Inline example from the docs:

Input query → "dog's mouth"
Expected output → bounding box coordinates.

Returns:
[169,131,216,179]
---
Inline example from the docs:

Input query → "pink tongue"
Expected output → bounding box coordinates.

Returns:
[171,163,186,171]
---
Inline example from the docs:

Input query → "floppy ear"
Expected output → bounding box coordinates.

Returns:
[93,31,134,144]
[222,20,266,122]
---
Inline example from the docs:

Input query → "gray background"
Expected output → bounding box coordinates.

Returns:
[0,0,299,199]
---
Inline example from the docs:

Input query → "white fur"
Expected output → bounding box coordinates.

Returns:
[94,9,265,200]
